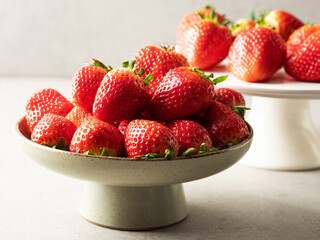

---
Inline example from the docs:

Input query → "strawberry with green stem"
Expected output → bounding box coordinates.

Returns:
[149,67,227,122]
[70,59,112,112]
[31,114,77,150]
[166,120,216,157]
[177,5,228,40]
[26,88,74,132]
[228,26,286,82]
[125,120,179,159]
[176,7,233,69]
[215,88,250,118]
[69,118,124,156]
[93,60,153,123]
[205,100,249,148]
[133,44,189,93]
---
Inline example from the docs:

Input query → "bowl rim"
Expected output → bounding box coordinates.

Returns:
[16,116,253,162]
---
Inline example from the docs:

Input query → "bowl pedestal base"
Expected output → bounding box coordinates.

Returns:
[79,183,188,230]
[241,96,320,170]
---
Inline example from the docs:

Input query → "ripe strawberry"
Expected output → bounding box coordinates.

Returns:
[125,120,179,159]
[285,30,320,82]
[31,114,77,150]
[118,120,131,136]
[176,5,227,40]
[148,67,227,122]
[132,45,189,92]
[65,106,93,128]
[231,19,256,37]
[286,25,320,59]
[176,10,233,69]
[93,60,152,123]
[70,59,112,112]
[205,101,249,148]
[166,120,214,156]
[26,88,74,132]
[263,9,304,42]
[70,118,124,156]
[228,26,286,82]
[215,88,249,118]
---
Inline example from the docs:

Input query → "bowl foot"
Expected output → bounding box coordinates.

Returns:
[242,96,320,170]
[79,183,188,230]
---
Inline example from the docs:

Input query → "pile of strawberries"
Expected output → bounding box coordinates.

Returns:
[26,46,250,159]
[176,6,320,82]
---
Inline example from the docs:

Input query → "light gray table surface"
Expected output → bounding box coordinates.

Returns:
[1,78,320,240]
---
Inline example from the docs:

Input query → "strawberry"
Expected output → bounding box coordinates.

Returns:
[118,120,131,136]
[26,88,74,132]
[166,120,214,156]
[215,88,249,118]
[285,30,320,82]
[263,9,304,42]
[65,106,93,128]
[228,26,286,82]
[69,118,124,156]
[31,114,77,150]
[132,45,189,92]
[176,9,233,69]
[125,120,179,159]
[205,101,249,148]
[93,60,152,123]
[148,67,227,122]
[176,5,227,40]
[70,59,112,112]
[286,25,320,59]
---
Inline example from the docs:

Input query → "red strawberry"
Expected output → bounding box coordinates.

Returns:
[285,30,320,82]
[231,19,256,37]
[26,88,74,132]
[149,67,226,122]
[228,26,286,82]
[176,9,233,69]
[125,120,179,159]
[286,25,320,59]
[176,5,227,40]
[118,120,131,136]
[166,120,214,156]
[205,101,249,148]
[215,88,249,118]
[31,114,77,150]
[70,118,124,156]
[93,60,152,123]
[133,45,189,92]
[65,106,93,128]
[263,9,304,42]
[70,59,111,112]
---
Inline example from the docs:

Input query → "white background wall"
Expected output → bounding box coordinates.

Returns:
[1,0,319,78]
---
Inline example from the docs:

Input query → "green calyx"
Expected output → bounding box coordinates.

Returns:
[197,5,230,26]
[160,43,175,52]
[122,60,154,86]
[249,9,275,30]
[138,142,176,160]
[84,147,109,156]
[182,143,221,157]
[233,105,251,119]
[91,59,113,72]
[41,137,67,150]
[188,67,228,84]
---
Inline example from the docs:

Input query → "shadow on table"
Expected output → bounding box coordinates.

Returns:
[149,194,320,240]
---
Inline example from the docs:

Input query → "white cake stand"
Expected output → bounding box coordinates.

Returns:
[17,117,253,230]
[209,64,320,171]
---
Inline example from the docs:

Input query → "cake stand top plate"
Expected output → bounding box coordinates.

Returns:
[207,64,320,99]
